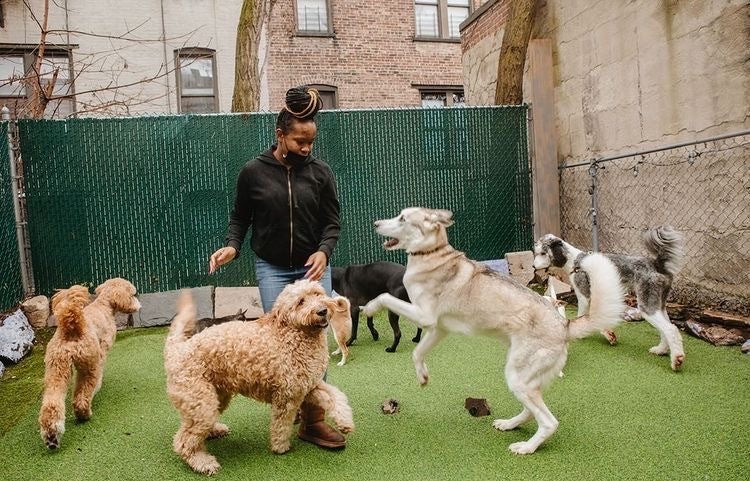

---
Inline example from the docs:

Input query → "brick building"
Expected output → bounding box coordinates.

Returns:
[0,0,486,117]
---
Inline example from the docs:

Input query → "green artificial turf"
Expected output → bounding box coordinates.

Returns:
[1,315,748,481]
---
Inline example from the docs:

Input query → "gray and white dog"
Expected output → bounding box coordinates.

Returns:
[533,227,686,371]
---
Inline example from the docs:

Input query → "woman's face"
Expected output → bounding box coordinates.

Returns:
[277,119,317,156]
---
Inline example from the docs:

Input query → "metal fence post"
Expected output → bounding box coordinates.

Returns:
[2,107,34,296]
[587,159,600,252]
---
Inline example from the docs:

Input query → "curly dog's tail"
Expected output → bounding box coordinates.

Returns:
[567,253,626,340]
[643,225,684,277]
[166,290,197,349]
[51,285,92,340]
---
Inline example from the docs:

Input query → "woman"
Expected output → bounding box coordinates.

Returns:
[209,86,345,449]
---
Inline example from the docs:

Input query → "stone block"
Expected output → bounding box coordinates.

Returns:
[505,250,535,286]
[134,286,214,328]
[0,310,35,365]
[549,276,572,295]
[21,295,50,329]
[214,287,264,319]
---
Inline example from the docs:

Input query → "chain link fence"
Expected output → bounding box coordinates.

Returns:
[0,106,531,304]
[560,129,750,315]
[0,121,23,311]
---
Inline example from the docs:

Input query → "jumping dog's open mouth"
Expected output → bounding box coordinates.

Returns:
[383,238,398,248]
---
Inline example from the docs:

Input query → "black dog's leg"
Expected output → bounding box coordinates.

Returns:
[412,328,422,343]
[386,311,402,353]
[346,304,360,346]
[367,316,379,341]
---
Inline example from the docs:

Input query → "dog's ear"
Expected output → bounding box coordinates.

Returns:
[426,209,454,228]
[548,238,567,267]
[334,296,350,312]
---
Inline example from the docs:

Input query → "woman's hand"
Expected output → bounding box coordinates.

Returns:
[209,246,237,274]
[304,251,328,281]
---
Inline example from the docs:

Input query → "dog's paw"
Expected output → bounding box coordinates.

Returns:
[43,432,61,450]
[371,329,379,341]
[271,440,291,454]
[671,353,685,371]
[508,441,537,455]
[385,346,396,353]
[337,358,346,367]
[331,347,341,356]
[648,344,670,356]
[74,408,92,422]
[361,300,380,317]
[188,452,221,475]
[345,338,357,347]
[415,363,429,386]
[493,419,519,431]
[602,330,618,345]
[208,423,230,439]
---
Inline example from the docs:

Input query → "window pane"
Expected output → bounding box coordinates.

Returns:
[180,56,214,95]
[447,0,469,6]
[0,56,26,96]
[447,6,469,38]
[298,0,328,32]
[421,92,446,107]
[451,91,466,106]
[415,4,439,37]
[38,56,72,96]
[319,91,337,109]
[181,96,216,113]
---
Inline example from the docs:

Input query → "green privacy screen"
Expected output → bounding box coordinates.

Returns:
[17,106,531,296]
[0,122,24,309]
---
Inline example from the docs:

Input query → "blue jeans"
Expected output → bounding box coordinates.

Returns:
[254,257,332,313]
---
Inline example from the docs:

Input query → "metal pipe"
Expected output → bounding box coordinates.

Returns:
[2,107,33,296]
[588,160,599,252]
[561,128,750,169]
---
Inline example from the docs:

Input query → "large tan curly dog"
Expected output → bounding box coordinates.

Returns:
[38,278,141,449]
[164,279,354,475]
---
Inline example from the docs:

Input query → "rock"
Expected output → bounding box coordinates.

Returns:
[505,251,535,285]
[464,397,491,417]
[548,276,571,295]
[742,339,750,354]
[0,310,35,364]
[21,295,50,329]
[685,320,745,346]
[134,286,213,328]
[214,287,264,319]
[479,259,510,276]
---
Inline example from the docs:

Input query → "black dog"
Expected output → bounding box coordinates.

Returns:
[332,261,422,352]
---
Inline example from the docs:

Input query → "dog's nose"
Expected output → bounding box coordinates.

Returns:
[316,308,328,317]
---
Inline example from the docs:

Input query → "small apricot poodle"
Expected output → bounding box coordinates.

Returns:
[38,278,141,449]
[164,279,354,475]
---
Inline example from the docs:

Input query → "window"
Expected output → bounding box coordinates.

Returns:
[418,87,465,107]
[296,0,332,35]
[308,84,338,109]
[175,48,218,114]
[415,0,470,40]
[0,48,75,119]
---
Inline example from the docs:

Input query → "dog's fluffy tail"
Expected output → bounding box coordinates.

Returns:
[52,286,91,340]
[166,290,197,349]
[567,253,626,340]
[643,226,684,277]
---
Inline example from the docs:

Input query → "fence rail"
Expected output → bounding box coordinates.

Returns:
[560,129,750,315]
[0,106,531,307]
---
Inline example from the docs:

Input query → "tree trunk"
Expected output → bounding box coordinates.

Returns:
[494,0,538,105]
[231,0,268,112]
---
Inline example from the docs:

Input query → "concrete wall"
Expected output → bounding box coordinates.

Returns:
[461,0,750,162]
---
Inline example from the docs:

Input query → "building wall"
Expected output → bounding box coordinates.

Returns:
[265,0,465,110]
[1,0,243,116]
[461,0,750,163]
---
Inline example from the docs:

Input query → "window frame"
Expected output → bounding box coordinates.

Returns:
[174,47,219,114]
[414,0,471,42]
[414,84,465,107]
[307,83,338,110]
[0,45,77,119]
[294,0,334,37]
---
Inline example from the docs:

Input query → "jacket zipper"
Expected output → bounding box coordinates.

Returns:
[286,168,293,267]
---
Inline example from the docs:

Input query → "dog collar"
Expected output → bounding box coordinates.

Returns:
[409,244,447,256]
